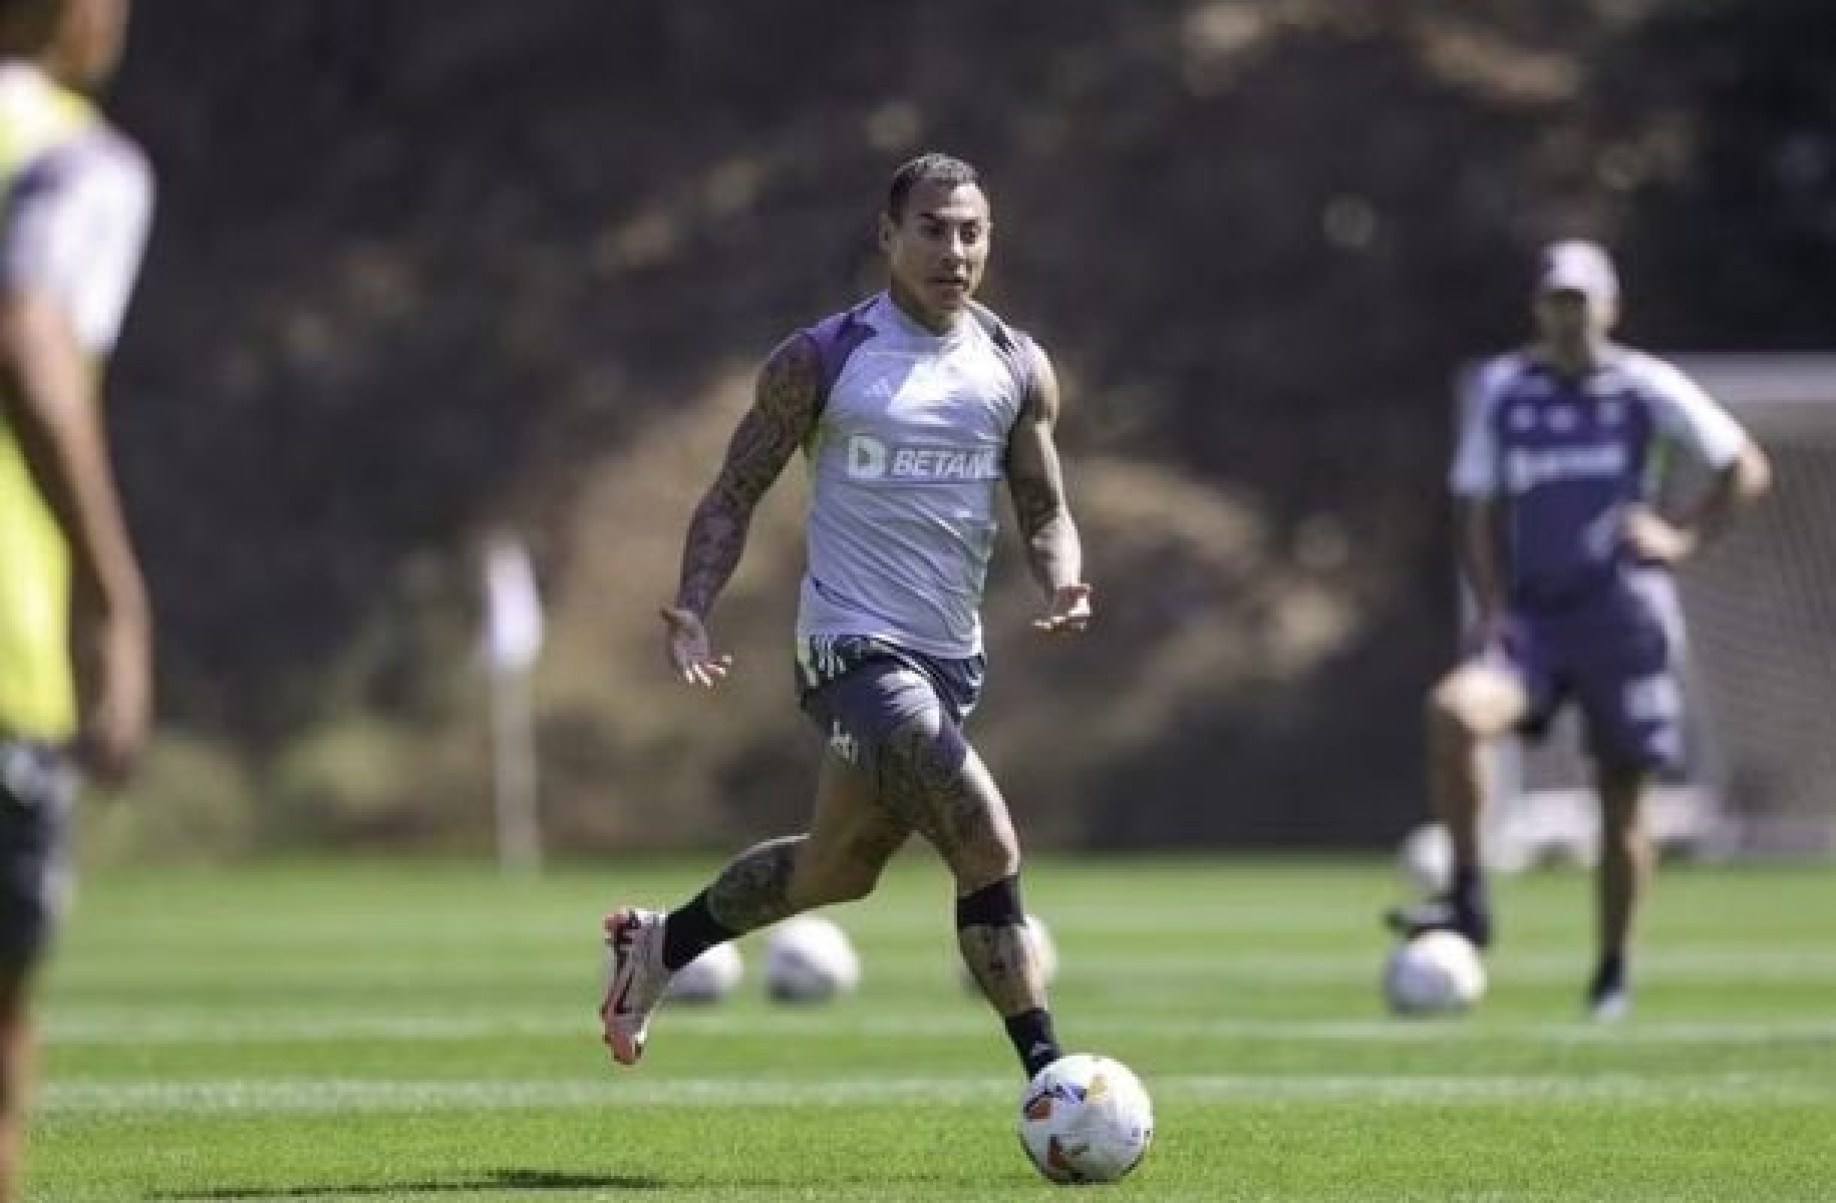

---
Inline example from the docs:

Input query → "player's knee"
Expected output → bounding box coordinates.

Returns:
[1427,674,1500,744]
[824,861,883,904]
[790,850,879,909]
[955,873,1025,931]
[949,834,1022,894]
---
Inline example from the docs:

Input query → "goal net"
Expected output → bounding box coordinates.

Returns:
[1476,354,1836,864]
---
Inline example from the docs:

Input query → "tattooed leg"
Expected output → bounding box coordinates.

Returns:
[958,902,1049,1016]
[878,716,1046,1017]
[705,836,803,934]
[788,751,911,911]
[675,717,917,978]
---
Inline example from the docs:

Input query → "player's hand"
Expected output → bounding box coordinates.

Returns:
[78,631,151,788]
[658,605,733,688]
[1621,505,1697,566]
[1033,583,1094,635]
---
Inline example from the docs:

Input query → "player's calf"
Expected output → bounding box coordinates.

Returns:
[956,875,1062,1077]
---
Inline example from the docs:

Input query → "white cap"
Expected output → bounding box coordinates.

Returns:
[1536,239,1619,305]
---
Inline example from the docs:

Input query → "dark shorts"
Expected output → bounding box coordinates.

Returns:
[0,740,79,963]
[1496,572,1685,773]
[794,636,984,776]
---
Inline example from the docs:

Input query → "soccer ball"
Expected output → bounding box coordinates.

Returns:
[1017,1054,1155,1185]
[959,913,1059,991]
[764,915,860,1002]
[1383,930,1487,1015]
[664,941,742,1004]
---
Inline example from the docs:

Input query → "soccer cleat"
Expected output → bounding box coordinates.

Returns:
[1384,893,1494,949]
[1586,960,1631,1023]
[1587,985,1631,1023]
[599,907,671,1066]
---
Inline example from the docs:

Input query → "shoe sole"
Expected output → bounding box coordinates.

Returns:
[601,909,650,1066]
[1383,908,1493,950]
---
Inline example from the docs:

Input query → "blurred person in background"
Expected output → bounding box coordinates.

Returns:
[1388,240,1771,1020]
[602,152,1092,1078]
[0,0,151,1195]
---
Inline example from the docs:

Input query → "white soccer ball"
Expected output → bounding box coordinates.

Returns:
[1397,822,1454,894]
[1383,930,1487,1016]
[958,913,1059,992]
[764,915,860,1003]
[1018,1053,1155,1185]
[664,941,743,1004]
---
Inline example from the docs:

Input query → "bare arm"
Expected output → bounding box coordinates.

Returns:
[0,291,150,782]
[1456,497,1508,632]
[660,333,823,684]
[1003,345,1091,631]
[1676,439,1771,545]
[1626,439,1773,565]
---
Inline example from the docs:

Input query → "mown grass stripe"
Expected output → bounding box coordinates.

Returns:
[43,1011,1836,1046]
[41,1071,1835,1115]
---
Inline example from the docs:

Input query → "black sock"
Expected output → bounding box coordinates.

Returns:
[1451,864,1487,908]
[662,890,736,972]
[1592,952,1626,995]
[1005,1008,1063,1078]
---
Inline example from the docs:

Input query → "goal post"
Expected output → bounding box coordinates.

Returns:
[1662,354,1836,856]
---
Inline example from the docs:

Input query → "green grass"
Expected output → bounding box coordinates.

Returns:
[32,855,1836,1200]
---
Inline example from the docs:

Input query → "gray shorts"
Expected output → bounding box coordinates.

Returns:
[794,636,984,775]
[0,740,79,963]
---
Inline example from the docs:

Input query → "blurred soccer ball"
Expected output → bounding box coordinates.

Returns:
[1017,1053,1155,1184]
[959,913,1058,991]
[764,915,860,1003]
[1397,822,1453,894]
[1383,930,1487,1015]
[664,941,742,1004]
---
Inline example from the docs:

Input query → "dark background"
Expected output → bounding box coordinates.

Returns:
[92,0,1836,856]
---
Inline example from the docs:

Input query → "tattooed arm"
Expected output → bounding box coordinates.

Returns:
[659,333,824,685]
[1004,345,1092,633]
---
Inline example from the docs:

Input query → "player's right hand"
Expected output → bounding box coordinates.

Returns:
[78,638,151,788]
[658,605,733,688]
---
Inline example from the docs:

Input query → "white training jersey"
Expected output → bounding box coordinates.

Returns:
[797,292,1032,658]
[0,62,152,355]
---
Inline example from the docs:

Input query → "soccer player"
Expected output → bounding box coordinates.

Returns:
[1389,239,1771,1020]
[0,0,152,1196]
[601,152,1091,1078]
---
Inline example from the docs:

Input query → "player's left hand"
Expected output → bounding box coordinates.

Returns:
[658,605,734,688]
[1621,505,1697,566]
[1033,583,1094,634]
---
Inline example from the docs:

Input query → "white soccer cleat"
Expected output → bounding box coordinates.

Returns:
[599,907,670,1066]
[1588,989,1631,1024]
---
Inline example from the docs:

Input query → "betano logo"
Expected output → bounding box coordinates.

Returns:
[1504,441,1628,494]
[846,435,1000,483]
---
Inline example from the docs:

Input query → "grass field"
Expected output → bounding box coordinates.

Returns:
[33,855,1836,1200]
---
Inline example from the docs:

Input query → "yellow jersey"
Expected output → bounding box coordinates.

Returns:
[0,62,152,739]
